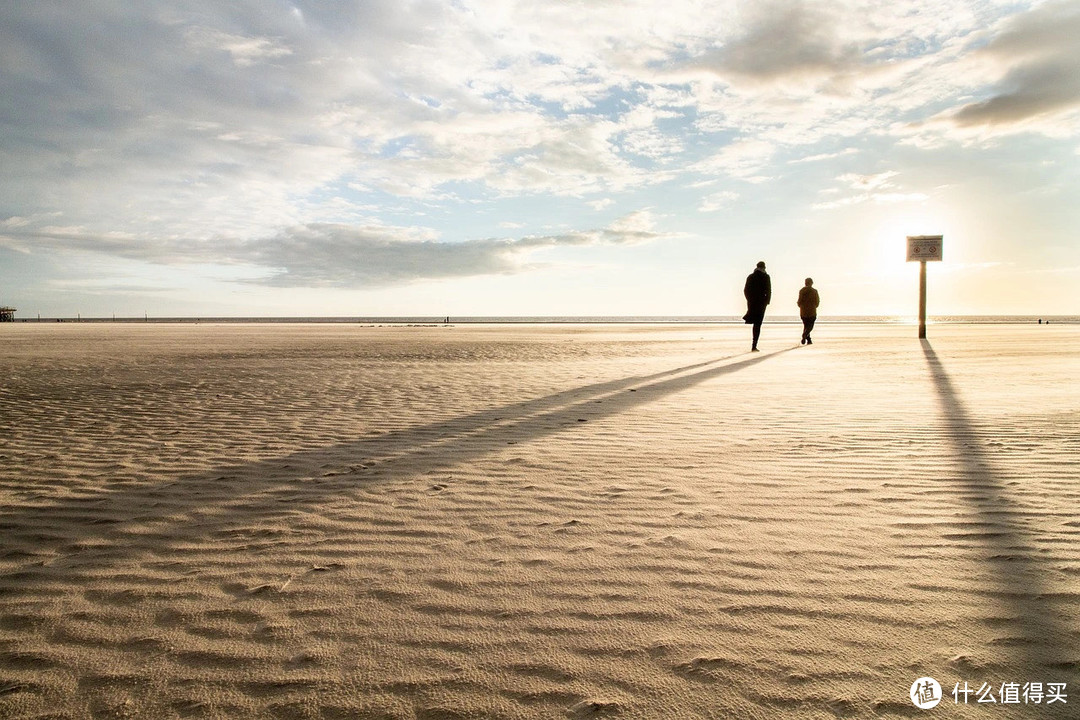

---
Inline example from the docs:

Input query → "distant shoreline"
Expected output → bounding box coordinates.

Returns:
[5,315,1079,325]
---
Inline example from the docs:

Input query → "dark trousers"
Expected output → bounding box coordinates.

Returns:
[751,321,763,349]
[801,316,816,340]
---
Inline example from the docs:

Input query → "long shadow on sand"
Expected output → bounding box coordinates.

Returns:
[0,346,795,595]
[921,340,1076,681]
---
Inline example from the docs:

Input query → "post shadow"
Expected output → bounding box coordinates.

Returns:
[921,340,1076,680]
[0,346,796,596]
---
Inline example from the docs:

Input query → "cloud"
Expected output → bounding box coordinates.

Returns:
[235,210,672,286]
[950,0,1080,128]
[2,0,1077,314]
[691,138,776,180]
[47,278,179,295]
[673,2,1080,172]
[484,118,650,196]
[812,170,927,210]
[837,171,899,191]
[790,148,859,164]
[699,191,740,212]
[666,1,986,184]
[693,2,865,89]
[2,211,672,288]
[182,27,294,67]
[0,0,702,246]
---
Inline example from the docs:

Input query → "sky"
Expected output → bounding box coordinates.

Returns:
[2,0,1078,319]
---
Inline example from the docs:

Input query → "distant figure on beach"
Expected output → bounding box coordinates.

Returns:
[743,261,771,352]
[797,278,820,345]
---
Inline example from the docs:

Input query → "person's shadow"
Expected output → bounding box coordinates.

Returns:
[1,346,796,596]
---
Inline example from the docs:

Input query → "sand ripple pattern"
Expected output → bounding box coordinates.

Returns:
[1,323,1077,719]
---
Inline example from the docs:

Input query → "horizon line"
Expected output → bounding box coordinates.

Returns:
[4,314,1078,325]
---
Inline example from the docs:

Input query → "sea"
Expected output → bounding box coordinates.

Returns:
[12,315,1080,325]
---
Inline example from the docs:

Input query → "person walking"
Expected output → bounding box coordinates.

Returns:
[743,261,771,352]
[797,277,820,345]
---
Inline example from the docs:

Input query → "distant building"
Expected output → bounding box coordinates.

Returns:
[0,307,16,322]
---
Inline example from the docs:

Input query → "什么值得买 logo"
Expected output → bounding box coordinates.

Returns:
[911,677,942,709]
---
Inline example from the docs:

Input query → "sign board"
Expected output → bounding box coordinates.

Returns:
[907,235,943,262]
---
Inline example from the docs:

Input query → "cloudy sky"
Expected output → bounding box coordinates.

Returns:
[2,0,1078,318]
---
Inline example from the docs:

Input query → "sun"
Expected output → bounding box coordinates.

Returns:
[867,204,956,271]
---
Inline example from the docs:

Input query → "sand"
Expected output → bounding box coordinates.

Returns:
[0,322,1077,719]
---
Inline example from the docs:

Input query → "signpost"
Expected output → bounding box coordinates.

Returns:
[906,235,943,338]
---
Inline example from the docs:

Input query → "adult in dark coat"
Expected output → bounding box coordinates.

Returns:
[743,261,771,351]
[797,277,820,345]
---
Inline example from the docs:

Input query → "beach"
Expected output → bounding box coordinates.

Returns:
[1,322,1077,719]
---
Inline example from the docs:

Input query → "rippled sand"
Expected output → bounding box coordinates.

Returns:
[1,322,1077,719]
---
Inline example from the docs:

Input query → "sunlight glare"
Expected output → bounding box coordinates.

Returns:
[868,204,955,275]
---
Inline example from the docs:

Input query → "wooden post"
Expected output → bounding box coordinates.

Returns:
[907,235,942,339]
[918,260,927,339]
